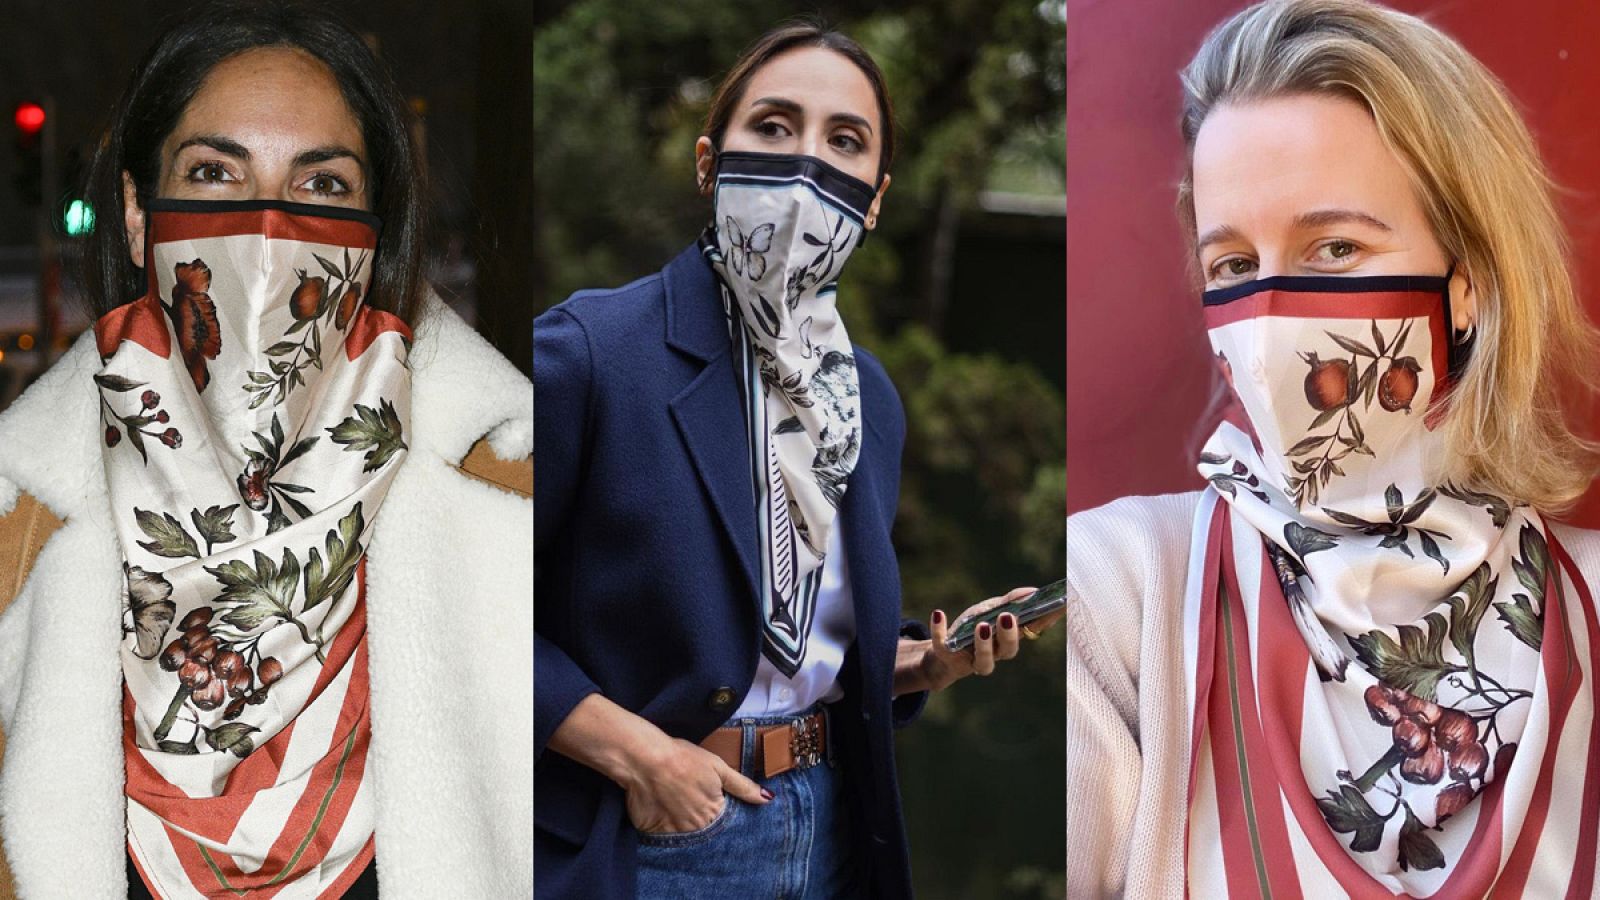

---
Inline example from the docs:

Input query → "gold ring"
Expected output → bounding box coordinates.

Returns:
[1020,625,1041,641]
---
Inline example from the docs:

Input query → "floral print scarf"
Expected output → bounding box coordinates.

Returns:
[1183,275,1600,896]
[699,151,873,678]
[98,199,411,897]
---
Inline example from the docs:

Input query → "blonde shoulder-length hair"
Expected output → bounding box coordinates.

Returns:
[1177,0,1600,515]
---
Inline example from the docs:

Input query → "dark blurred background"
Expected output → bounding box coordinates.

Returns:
[535,1,1065,896]
[0,0,532,414]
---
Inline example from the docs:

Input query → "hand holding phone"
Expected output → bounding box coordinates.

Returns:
[943,578,1066,651]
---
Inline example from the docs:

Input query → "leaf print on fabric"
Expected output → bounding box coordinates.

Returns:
[205,722,260,759]
[192,504,241,555]
[1494,523,1549,651]
[303,505,365,615]
[1200,453,1271,504]
[1317,784,1386,853]
[1439,483,1512,528]
[1285,320,1421,508]
[1397,808,1446,872]
[97,377,181,464]
[1349,613,1455,701]
[789,202,852,308]
[239,413,320,533]
[1322,484,1452,574]
[243,249,368,408]
[123,564,176,659]
[327,399,408,472]
[135,508,201,559]
[1284,521,1339,558]
[209,548,302,632]
[1444,564,1496,674]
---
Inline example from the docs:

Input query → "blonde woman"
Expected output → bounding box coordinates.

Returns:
[1067,0,1600,896]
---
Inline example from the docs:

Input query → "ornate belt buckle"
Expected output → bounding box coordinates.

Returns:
[790,716,822,770]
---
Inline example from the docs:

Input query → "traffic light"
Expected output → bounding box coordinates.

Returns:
[60,145,93,236]
[13,101,44,207]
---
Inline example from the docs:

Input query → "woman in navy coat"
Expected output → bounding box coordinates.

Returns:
[534,23,1053,899]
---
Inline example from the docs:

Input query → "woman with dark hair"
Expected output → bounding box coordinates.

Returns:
[534,21,1059,900]
[0,3,533,897]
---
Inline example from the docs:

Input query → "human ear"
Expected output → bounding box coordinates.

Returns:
[1448,264,1475,332]
[123,172,147,267]
[864,173,891,230]
[694,137,716,197]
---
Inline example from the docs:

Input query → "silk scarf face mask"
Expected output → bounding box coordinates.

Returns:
[1183,274,1600,896]
[698,151,873,677]
[97,199,412,897]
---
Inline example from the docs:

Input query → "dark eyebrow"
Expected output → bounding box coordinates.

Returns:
[747,96,875,136]
[293,146,365,168]
[174,135,251,160]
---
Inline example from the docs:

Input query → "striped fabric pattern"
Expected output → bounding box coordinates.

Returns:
[1184,492,1600,897]
[125,570,375,899]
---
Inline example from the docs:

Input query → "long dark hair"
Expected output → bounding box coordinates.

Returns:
[79,0,429,323]
[702,21,896,186]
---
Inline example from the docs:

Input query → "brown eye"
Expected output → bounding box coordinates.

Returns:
[1329,240,1355,258]
[1227,258,1253,274]
[189,162,230,183]
[303,172,350,196]
[829,133,863,154]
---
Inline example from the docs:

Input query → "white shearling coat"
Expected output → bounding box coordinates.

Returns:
[0,296,532,898]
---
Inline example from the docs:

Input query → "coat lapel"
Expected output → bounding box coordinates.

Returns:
[663,246,762,606]
[0,336,130,898]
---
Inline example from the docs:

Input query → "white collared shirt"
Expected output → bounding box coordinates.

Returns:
[732,519,855,717]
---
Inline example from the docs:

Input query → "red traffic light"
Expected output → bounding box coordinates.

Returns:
[14,102,45,135]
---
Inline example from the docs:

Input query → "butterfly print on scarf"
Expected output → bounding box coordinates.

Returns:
[726,216,774,280]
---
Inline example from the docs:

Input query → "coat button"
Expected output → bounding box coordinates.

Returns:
[708,686,736,713]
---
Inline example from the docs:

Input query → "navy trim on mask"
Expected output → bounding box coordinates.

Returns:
[712,150,877,223]
[145,197,383,230]
[1202,274,1451,307]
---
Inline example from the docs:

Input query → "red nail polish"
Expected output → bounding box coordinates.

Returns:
[761,788,774,801]
[1001,615,1015,630]
[978,623,992,640]
[932,610,944,625]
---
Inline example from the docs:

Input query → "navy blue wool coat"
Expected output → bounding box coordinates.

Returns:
[534,244,929,899]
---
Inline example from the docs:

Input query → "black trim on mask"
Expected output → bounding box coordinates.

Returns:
[145,197,383,230]
[712,150,877,223]
[1202,273,1451,306]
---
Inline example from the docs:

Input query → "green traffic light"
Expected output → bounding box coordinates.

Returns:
[64,199,94,236]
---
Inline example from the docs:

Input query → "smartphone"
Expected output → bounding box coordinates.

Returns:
[943,578,1066,651]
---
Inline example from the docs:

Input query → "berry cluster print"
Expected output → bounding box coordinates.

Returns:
[1316,524,1551,872]
[1286,319,1423,508]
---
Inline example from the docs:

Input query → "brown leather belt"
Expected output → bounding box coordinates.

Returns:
[700,710,827,780]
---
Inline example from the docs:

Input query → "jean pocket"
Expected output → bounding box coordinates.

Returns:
[636,796,738,848]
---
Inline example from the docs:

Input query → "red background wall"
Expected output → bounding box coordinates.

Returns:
[1067,0,1600,527]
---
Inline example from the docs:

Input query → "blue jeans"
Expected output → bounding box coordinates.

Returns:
[635,706,859,899]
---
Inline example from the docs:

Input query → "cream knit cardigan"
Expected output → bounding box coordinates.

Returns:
[1066,490,1600,899]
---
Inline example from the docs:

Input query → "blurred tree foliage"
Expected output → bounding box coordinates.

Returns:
[536,1,1064,897]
